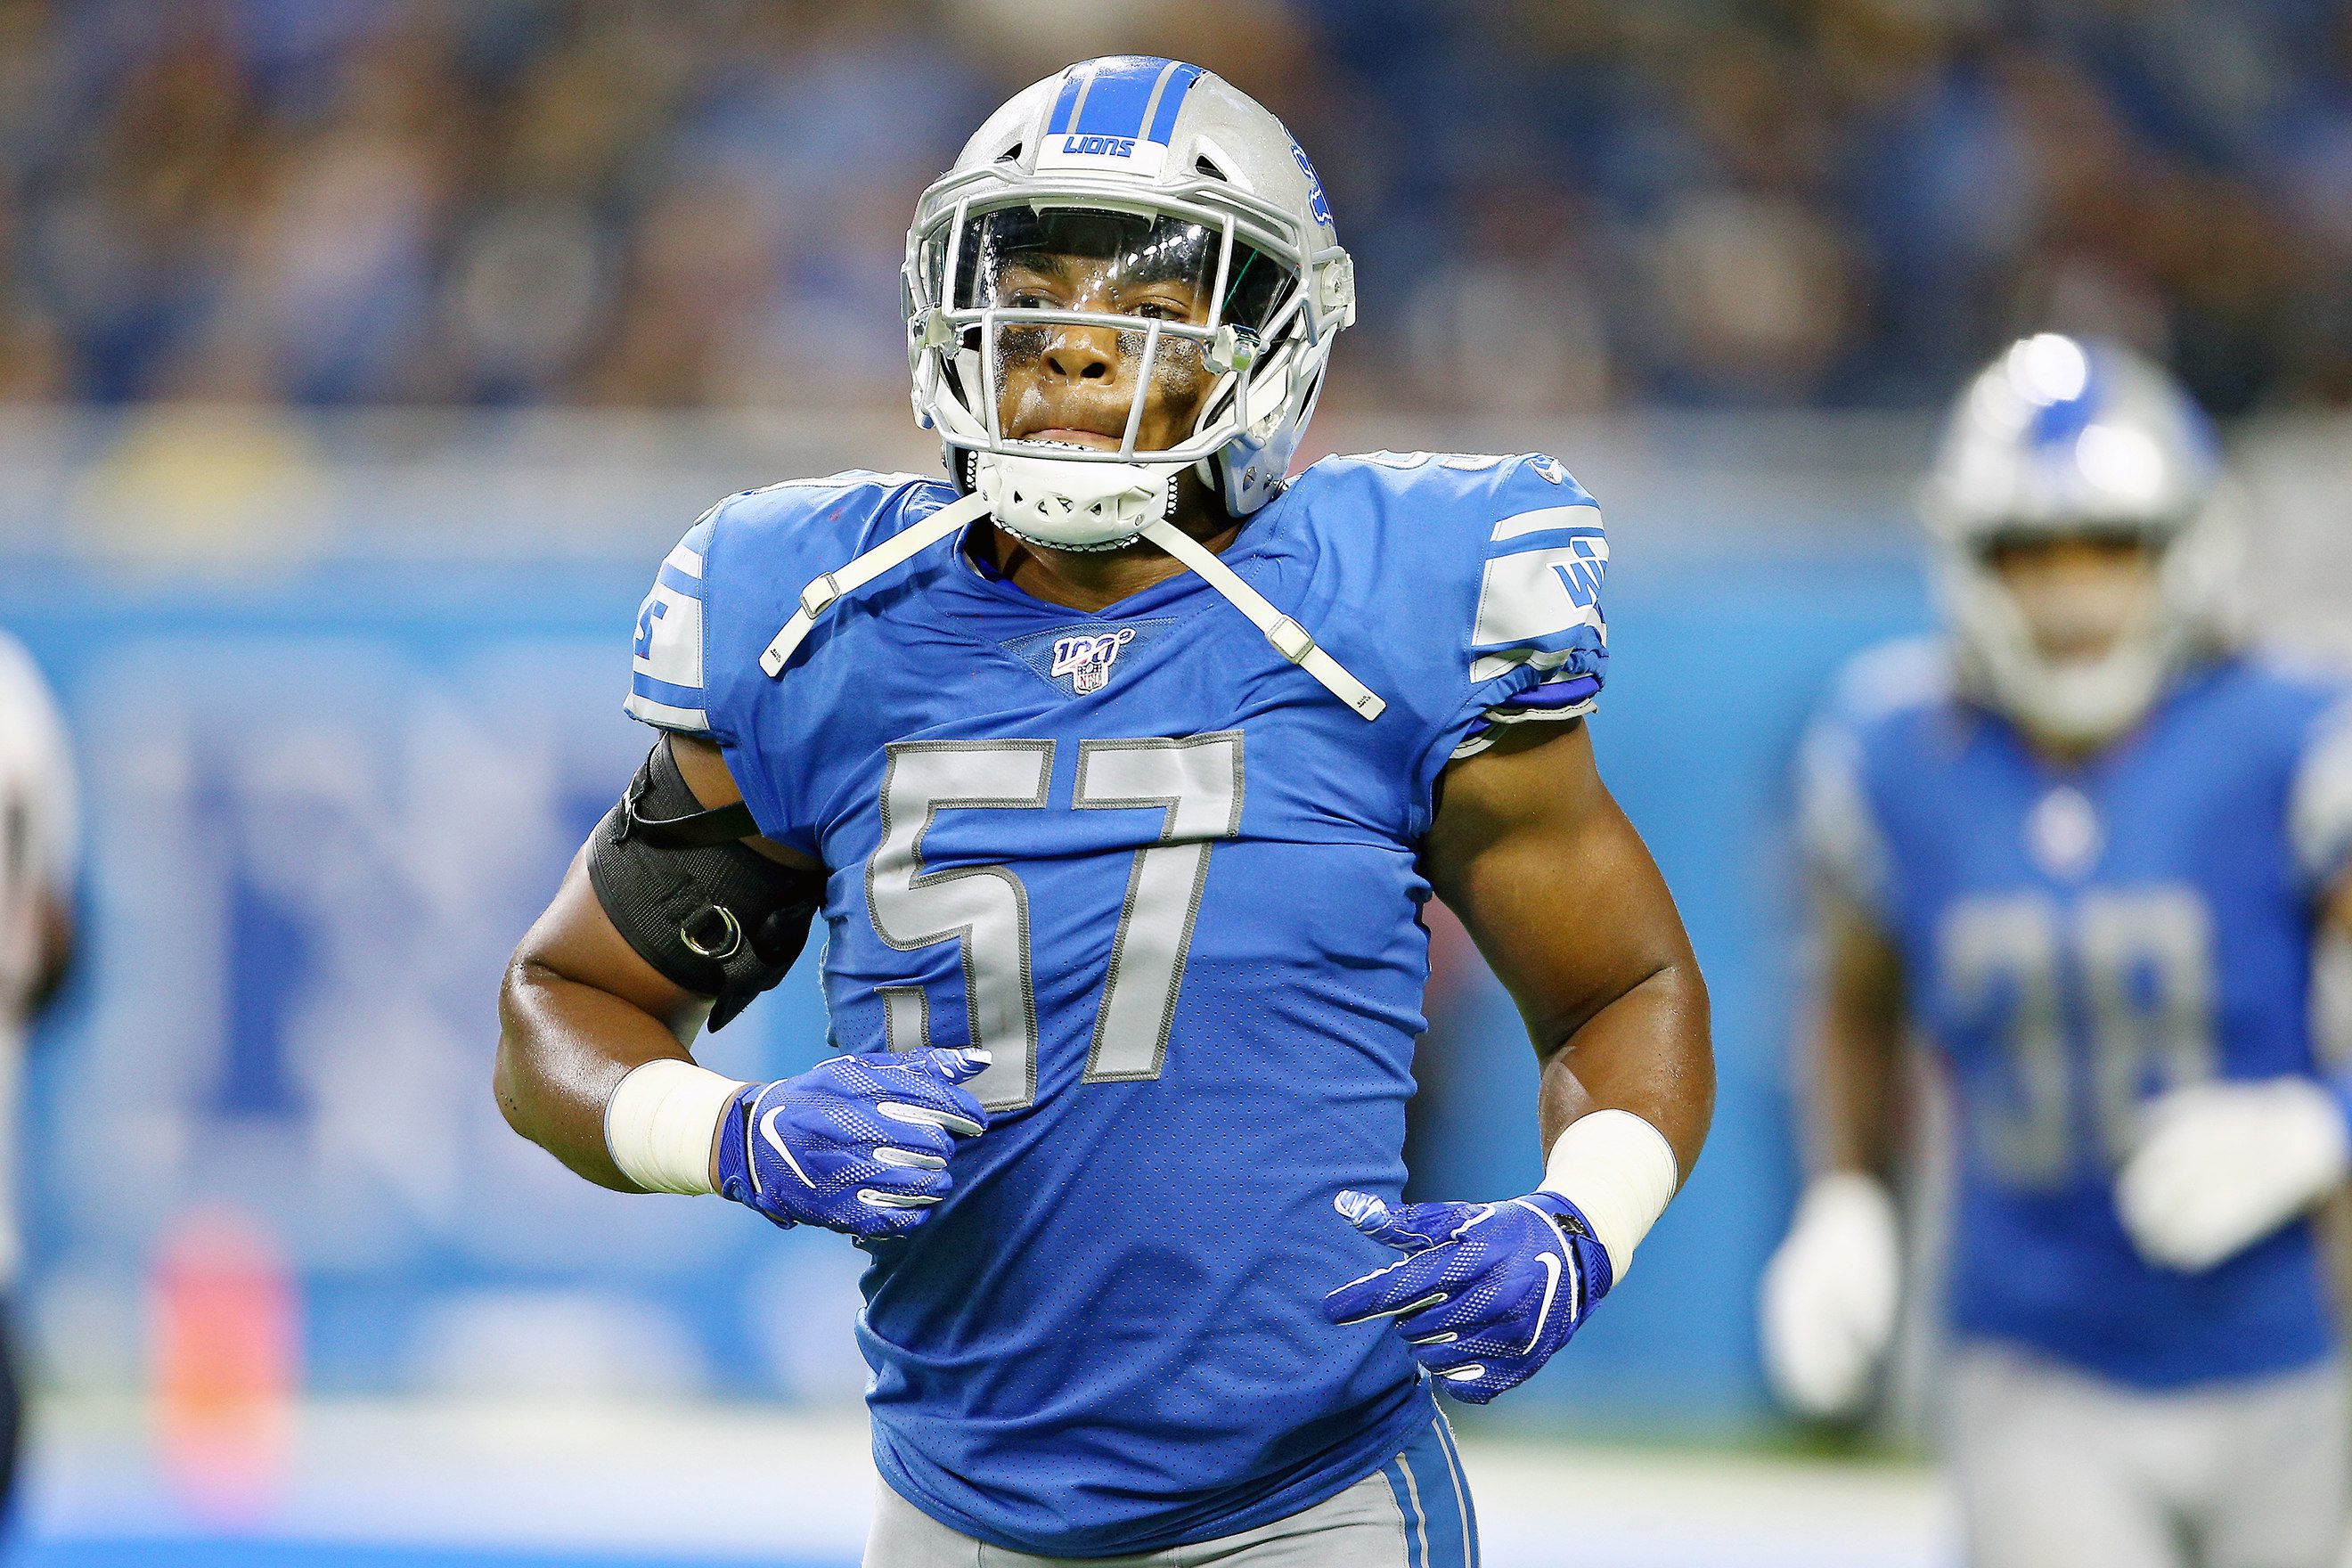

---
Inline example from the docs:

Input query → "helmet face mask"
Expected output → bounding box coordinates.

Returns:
[1923,334,2241,750]
[931,203,1295,457]
[1982,534,2160,667]
[904,59,1352,551]
[1956,530,2173,746]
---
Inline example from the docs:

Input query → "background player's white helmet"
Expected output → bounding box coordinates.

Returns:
[1923,333,2242,746]
[904,57,1355,551]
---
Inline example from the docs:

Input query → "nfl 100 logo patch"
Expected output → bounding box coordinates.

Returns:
[1004,618,1175,698]
[1050,627,1136,694]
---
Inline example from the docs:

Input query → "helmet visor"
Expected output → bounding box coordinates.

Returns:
[920,202,1300,459]
[947,204,1292,331]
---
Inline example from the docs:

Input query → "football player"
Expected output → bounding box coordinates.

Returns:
[495,57,1713,1566]
[1761,333,2352,1568]
[0,628,76,1523]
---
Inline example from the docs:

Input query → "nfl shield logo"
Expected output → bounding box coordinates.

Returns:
[1049,627,1138,695]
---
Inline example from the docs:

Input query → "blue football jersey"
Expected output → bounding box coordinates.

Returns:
[624,453,1608,1555]
[1800,640,2352,1389]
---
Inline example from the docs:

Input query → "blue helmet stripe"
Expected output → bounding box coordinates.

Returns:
[2027,350,2105,449]
[1046,68,1087,135]
[1069,55,1176,141]
[1071,58,1160,138]
[1143,61,1205,143]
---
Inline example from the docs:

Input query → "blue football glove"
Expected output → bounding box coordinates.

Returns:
[714,1047,990,1238]
[1322,1188,1613,1404]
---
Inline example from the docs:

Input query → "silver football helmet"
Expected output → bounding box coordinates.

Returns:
[1922,333,2242,747]
[903,57,1355,551]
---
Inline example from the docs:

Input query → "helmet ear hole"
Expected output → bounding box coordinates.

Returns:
[1194,154,1228,180]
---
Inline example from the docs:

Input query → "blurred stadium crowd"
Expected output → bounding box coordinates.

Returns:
[0,0,2348,418]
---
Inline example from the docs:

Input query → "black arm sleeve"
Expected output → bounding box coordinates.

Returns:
[585,738,823,1031]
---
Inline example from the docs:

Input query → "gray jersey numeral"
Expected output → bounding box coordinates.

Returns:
[868,740,1053,1110]
[2078,887,2216,1165]
[868,734,1245,1111]
[1938,885,2215,1188]
[1942,894,2072,1186]
[1074,735,1245,1082]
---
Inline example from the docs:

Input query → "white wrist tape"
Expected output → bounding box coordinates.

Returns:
[1539,1109,1681,1282]
[604,1058,746,1196]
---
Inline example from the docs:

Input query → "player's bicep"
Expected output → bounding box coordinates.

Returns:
[1816,885,1904,1046]
[666,734,817,872]
[515,734,817,1019]
[1425,720,1696,1051]
[513,845,710,1036]
[669,733,743,808]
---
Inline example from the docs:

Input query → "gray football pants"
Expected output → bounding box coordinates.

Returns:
[863,1413,1478,1567]
[1945,1346,2351,1568]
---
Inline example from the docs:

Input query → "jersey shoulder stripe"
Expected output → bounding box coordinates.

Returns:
[624,471,951,739]
[1289,451,1610,766]
[626,510,719,734]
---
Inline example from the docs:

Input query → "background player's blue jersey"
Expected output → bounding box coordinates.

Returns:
[624,453,1608,1556]
[1801,640,2352,1389]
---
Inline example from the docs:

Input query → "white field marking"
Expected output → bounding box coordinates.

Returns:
[21,1397,1951,1568]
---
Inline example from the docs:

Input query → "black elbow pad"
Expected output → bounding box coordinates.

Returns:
[586,739,823,1031]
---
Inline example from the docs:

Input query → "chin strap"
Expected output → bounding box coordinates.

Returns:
[1138,519,1384,721]
[761,491,995,677]
[756,490,1385,723]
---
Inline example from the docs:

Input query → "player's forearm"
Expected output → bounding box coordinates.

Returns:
[1804,896,1907,1179]
[25,892,74,1022]
[1534,959,1712,1180]
[1808,1015,1901,1179]
[494,954,707,1192]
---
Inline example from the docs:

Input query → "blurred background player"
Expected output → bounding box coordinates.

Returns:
[0,628,74,1527]
[1760,332,2352,1568]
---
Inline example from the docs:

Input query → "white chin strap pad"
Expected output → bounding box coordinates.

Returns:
[976,449,1178,551]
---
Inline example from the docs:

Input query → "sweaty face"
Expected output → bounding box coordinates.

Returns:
[1986,534,2161,666]
[993,250,1214,453]
[949,205,1292,457]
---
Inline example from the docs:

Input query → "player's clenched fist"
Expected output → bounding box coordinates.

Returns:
[715,1048,991,1237]
[1322,1189,1613,1404]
